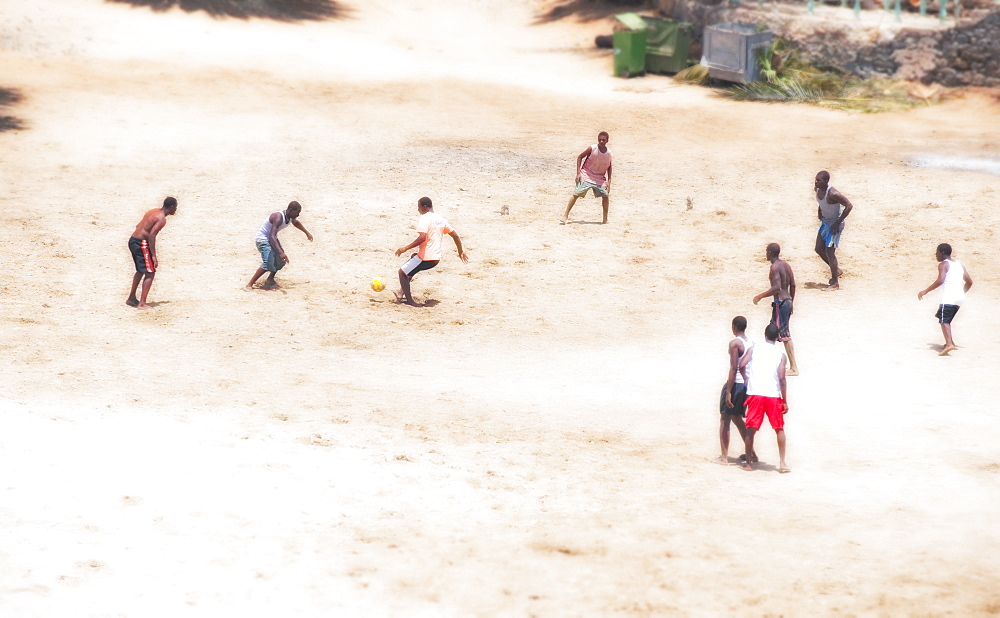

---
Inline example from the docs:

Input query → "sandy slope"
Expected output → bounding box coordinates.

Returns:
[1,0,999,615]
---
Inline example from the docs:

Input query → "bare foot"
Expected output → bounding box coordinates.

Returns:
[822,283,840,291]
[262,282,280,290]
[786,369,799,377]
[778,465,791,474]
[243,285,255,291]
[137,303,152,310]
[559,219,566,225]
[712,456,730,465]
[126,298,139,307]
[393,289,404,302]
[939,344,957,356]
[740,462,754,472]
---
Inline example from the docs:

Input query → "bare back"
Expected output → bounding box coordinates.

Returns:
[132,208,166,240]
[770,259,795,301]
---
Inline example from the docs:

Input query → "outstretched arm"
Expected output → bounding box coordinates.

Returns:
[753,265,781,305]
[293,219,313,241]
[449,231,469,263]
[396,233,426,257]
[918,261,948,300]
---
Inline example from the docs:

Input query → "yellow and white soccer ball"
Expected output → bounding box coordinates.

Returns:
[371,278,385,292]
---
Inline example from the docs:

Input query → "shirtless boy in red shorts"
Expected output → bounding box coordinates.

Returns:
[127,197,177,309]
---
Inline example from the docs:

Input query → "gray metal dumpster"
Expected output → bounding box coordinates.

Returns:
[701,23,773,84]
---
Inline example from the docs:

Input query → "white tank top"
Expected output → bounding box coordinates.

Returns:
[256,211,290,243]
[941,259,966,306]
[734,335,753,384]
[817,186,842,225]
[746,341,785,398]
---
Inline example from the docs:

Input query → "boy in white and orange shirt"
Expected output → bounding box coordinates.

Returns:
[394,196,469,306]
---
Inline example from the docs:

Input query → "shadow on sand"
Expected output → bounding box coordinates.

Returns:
[0,88,25,132]
[533,0,650,24]
[106,0,344,21]
[802,282,831,290]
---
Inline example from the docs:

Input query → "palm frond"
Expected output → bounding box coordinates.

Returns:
[674,63,710,84]
[724,81,823,102]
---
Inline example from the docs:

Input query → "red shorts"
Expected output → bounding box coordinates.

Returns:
[745,395,785,431]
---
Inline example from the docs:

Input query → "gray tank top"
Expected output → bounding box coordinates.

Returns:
[817,186,842,225]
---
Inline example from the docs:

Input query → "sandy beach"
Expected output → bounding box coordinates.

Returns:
[1,0,999,615]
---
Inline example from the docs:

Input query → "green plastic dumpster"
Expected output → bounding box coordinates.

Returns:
[643,17,693,75]
[613,13,648,78]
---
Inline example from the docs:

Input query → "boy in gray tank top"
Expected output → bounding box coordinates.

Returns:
[813,170,854,290]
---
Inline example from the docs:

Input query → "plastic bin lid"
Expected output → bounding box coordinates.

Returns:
[615,12,648,31]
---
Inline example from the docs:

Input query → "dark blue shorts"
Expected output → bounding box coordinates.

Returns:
[770,299,792,341]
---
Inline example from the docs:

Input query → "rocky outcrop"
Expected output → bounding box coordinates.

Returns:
[660,0,999,86]
[849,11,1000,85]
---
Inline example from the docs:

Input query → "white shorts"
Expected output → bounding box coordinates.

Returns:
[400,254,439,278]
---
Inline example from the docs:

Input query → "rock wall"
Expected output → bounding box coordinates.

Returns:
[850,11,1000,86]
[660,0,999,86]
